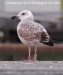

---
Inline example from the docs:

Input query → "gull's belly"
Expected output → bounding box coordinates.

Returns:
[18,30,39,41]
[17,24,42,45]
[18,33,42,45]
[17,26,41,41]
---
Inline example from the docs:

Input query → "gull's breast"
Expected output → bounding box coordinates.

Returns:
[17,27,41,44]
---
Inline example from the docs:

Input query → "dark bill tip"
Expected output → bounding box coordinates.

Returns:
[11,16,18,19]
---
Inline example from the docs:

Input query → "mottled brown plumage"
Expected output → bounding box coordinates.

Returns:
[11,10,54,61]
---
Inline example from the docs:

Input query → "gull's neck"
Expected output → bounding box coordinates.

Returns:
[20,18,34,23]
[17,18,34,30]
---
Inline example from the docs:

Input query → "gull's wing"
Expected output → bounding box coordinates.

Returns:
[33,22,54,46]
[17,20,54,46]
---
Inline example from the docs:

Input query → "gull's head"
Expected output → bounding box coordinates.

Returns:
[11,10,34,21]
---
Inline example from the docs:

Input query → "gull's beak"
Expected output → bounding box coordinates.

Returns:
[11,16,18,19]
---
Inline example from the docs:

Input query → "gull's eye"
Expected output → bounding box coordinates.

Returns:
[21,13,25,15]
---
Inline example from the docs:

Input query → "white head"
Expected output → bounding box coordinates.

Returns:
[11,10,34,21]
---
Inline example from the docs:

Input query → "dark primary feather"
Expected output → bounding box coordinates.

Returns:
[42,39,54,46]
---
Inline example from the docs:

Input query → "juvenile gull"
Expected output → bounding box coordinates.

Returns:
[11,10,54,61]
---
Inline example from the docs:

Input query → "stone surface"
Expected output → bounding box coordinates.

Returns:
[0,61,63,75]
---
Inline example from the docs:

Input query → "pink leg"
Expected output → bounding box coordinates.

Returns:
[28,46,31,60]
[33,46,37,61]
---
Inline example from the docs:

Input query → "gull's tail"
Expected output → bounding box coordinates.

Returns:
[42,39,54,46]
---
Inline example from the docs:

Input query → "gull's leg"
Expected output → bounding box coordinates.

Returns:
[33,46,37,61]
[28,46,31,60]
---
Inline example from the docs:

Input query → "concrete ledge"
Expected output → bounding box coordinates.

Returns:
[0,61,63,75]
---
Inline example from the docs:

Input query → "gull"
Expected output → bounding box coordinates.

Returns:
[11,10,54,61]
